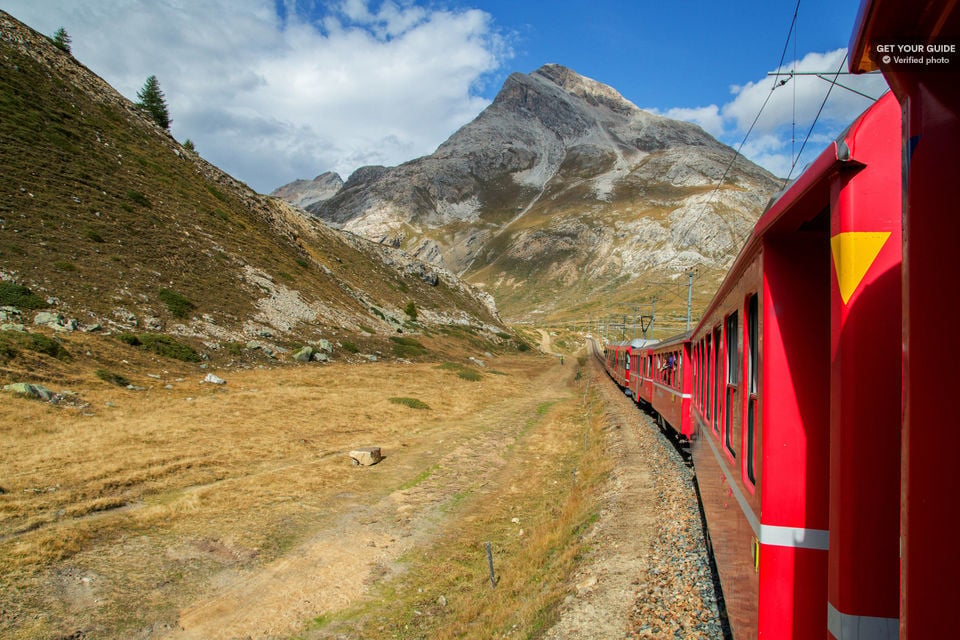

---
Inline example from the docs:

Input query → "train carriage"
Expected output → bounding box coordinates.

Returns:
[643,333,693,438]
[850,2,960,637]
[690,91,902,638]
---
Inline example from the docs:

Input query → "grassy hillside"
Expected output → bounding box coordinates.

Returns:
[0,12,520,385]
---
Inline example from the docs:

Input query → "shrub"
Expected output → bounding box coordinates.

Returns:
[439,361,482,381]
[158,288,195,318]
[116,332,201,362]
[389,397,431,410]
[138,334,201,361]
[390,336,427,358]
[457,368,482,381]
[340,341,360,354]
[404,301,417,321]
[28,333,69,359]
[96,369,130,387]
[0,331,69,360]
[85,228,105,243]
[53,261,76,272]
[125,189,151,208]
[116,332,142,346]
[0,283,47,309]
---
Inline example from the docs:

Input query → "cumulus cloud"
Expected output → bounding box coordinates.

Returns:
[4,0,509,192]
[660,105,725,138]
[654,48,889,179]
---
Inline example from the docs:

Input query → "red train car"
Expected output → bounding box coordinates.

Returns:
[605,339,650,394]
[690,91,901,638]
[637,334,693,438]
[850,2,960,637]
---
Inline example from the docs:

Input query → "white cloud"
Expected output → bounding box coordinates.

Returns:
[4,0,509,192]
[661,105,725,138]
[654,48,889,179]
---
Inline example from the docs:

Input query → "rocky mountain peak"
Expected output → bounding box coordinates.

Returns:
[285,64,781,322]
[269,171,343,209]
[531,63,637,113]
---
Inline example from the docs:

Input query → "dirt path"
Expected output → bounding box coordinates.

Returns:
[542,355,658,638]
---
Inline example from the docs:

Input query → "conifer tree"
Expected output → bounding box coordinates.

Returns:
[136,75,172,131]
[52,27,71,53]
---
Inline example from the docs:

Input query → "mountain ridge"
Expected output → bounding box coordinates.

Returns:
[281,64,780,324]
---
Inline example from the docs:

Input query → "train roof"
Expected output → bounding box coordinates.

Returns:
[647,331,692,349]
[606,338,656,349]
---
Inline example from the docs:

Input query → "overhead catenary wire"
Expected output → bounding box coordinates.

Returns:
[781,51,848,185]
[671,0,802,256]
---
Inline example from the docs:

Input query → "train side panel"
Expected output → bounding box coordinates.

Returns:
[692,250,764,639]
[851,4,960,636]
[648,338,693,437]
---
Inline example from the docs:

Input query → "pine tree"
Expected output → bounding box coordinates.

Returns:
[136,75,172,131]
[52,27,71,53]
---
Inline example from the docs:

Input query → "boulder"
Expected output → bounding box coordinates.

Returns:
[293,346,314,362]
[203,373,226,385]
[349,447,383,466]
[3,382,54,401]
[33,311,63,326]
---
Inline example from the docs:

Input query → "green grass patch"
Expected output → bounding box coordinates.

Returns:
[0,330,70,361]
[125,189,151,208]
[536,401,556,415]
[158,288,196,319]
[390,335,427,358]
[52,260,76,272]
[96,369,130,387]
[439,361,482,381]
[389,396,431,410]
[0,283,47,309]
[340,341,360,354]
[84,228,105,243]
[115,332,201,362]
[400,464,439,490]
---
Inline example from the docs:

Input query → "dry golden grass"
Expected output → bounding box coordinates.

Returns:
[303,357,613,639]
[1,345,603,639]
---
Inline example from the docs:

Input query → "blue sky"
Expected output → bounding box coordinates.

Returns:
[4,0,886,193]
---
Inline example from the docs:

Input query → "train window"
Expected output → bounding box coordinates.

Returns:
[746,294,759,485]
[725,313,739,457]
[712,328,720,435]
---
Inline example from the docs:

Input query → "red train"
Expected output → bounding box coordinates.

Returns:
[598,1,960,637]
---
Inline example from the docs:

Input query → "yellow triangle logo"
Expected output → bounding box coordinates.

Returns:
[830,231,891,304]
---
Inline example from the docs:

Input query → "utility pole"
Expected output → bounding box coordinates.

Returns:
[686,271,695,331]
[649,296,656,339]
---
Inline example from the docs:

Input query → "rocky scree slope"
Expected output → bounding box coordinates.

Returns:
[0,11,504,371]
[292,64,781,324]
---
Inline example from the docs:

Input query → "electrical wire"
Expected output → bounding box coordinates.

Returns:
[781,51,848,185]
